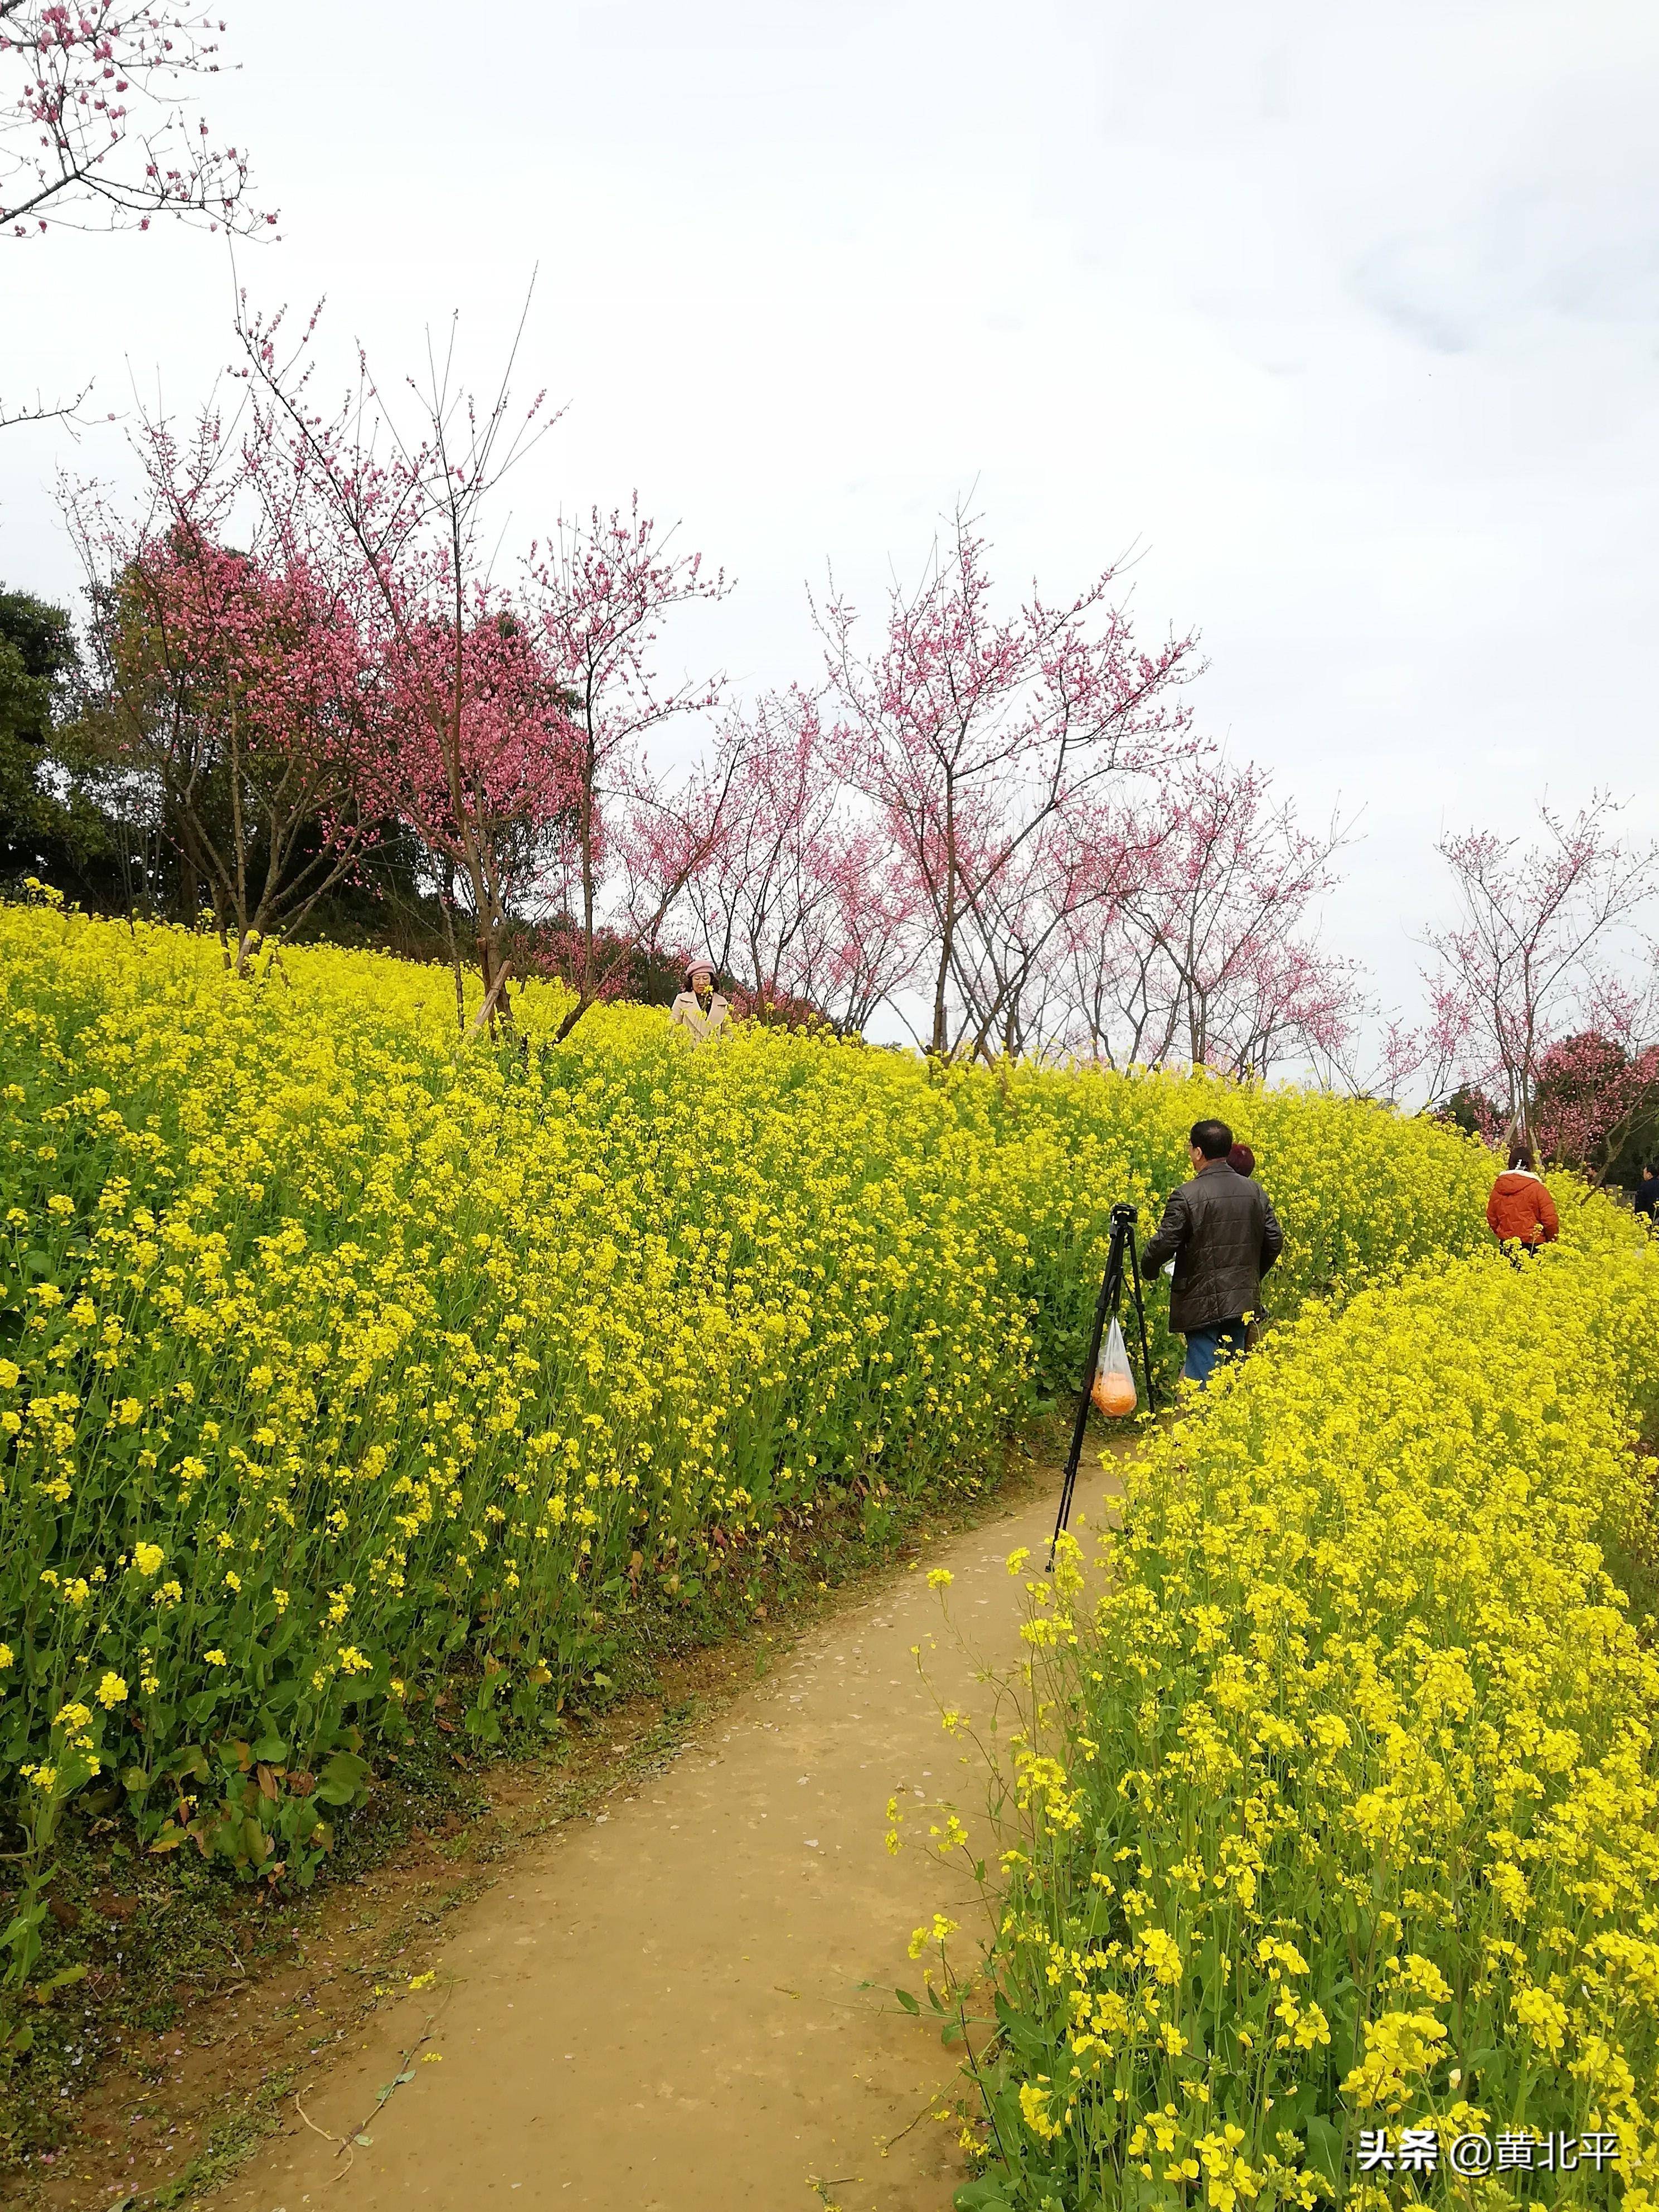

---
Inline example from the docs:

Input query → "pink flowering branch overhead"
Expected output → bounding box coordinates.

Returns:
[1,1,273,237]
[0,373,95,430]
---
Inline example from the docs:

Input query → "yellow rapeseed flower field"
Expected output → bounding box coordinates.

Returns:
[943,1212,1659,2211]
[0,901,1495,1896]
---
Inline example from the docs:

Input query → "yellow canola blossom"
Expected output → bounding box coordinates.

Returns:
[961,1220,1659,2208]
[0,903,1495,1876]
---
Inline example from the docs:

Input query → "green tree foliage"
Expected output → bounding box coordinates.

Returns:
[0,586,108,888]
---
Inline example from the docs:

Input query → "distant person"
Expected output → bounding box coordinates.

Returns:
[669,958,731,1042]
[1486,1141,1559,1251]
[1635,1163,1659,1223]
[1142,1118,1284,1387]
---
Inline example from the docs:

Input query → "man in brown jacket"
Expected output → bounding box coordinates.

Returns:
[1141,1118,1284,1386]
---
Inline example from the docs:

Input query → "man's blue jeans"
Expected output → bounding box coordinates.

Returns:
[1182,1317,1248,1385]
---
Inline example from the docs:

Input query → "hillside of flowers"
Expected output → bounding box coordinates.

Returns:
[944,1214,1659,2210]
[0,903,1498,1899]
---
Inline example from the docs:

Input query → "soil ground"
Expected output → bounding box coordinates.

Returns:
[203,1451,1122,2212]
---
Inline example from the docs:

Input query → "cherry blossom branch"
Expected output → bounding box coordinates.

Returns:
[2,1,274,237]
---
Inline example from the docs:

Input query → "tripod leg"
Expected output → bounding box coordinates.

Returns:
[1048,1235,1123,1570]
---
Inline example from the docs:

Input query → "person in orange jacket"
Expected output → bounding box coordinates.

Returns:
[1486,1139,1559,1249]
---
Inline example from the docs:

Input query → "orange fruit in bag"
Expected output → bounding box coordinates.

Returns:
[1094,1370,1138,1417]
[1090,1318,1138,1417]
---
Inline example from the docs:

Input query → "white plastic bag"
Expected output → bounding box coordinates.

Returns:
[1091,1317,1137,1417]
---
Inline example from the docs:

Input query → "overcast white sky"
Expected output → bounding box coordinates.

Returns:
[3,0,1656,1027]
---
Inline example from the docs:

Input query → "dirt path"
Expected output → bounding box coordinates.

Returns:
[221,1454,1122,2212]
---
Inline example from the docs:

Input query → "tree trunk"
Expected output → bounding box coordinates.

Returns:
[581,761,597,996]
[931,793,957,1058]
[439,882,467,1034]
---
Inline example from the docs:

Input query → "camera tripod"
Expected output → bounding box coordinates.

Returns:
[1047,1201,1157,1570]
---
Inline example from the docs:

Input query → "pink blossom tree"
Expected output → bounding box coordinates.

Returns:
[373,595,581,1015]
[675,690,844,1013]
[235,293,564,1023]
[1421,797,1659,1140]
[1061,882,1183,1070]
[814,830,924,1034]
[1217,935,1367,1084]
[525,499,738,1039]
[65,403,379,972]
[1062,757,1359,1077]
[1528,1020,1659,1185]
[952,798,1161,1061]
[818,508,1199,1058]
[669,686,928,1029]
[237,301,743,1040]
[2,1,271,237]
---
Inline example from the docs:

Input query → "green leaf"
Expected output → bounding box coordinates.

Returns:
[993,2003,1047,2059]
[34,1961,89,2001]
[927,1984,946,2012]
[462,1703,502,1744]
[954,2184,1012,2212]
[1303,2116,1343,2185]
[315,1749,371,1806]
[894,1986,920,2015]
